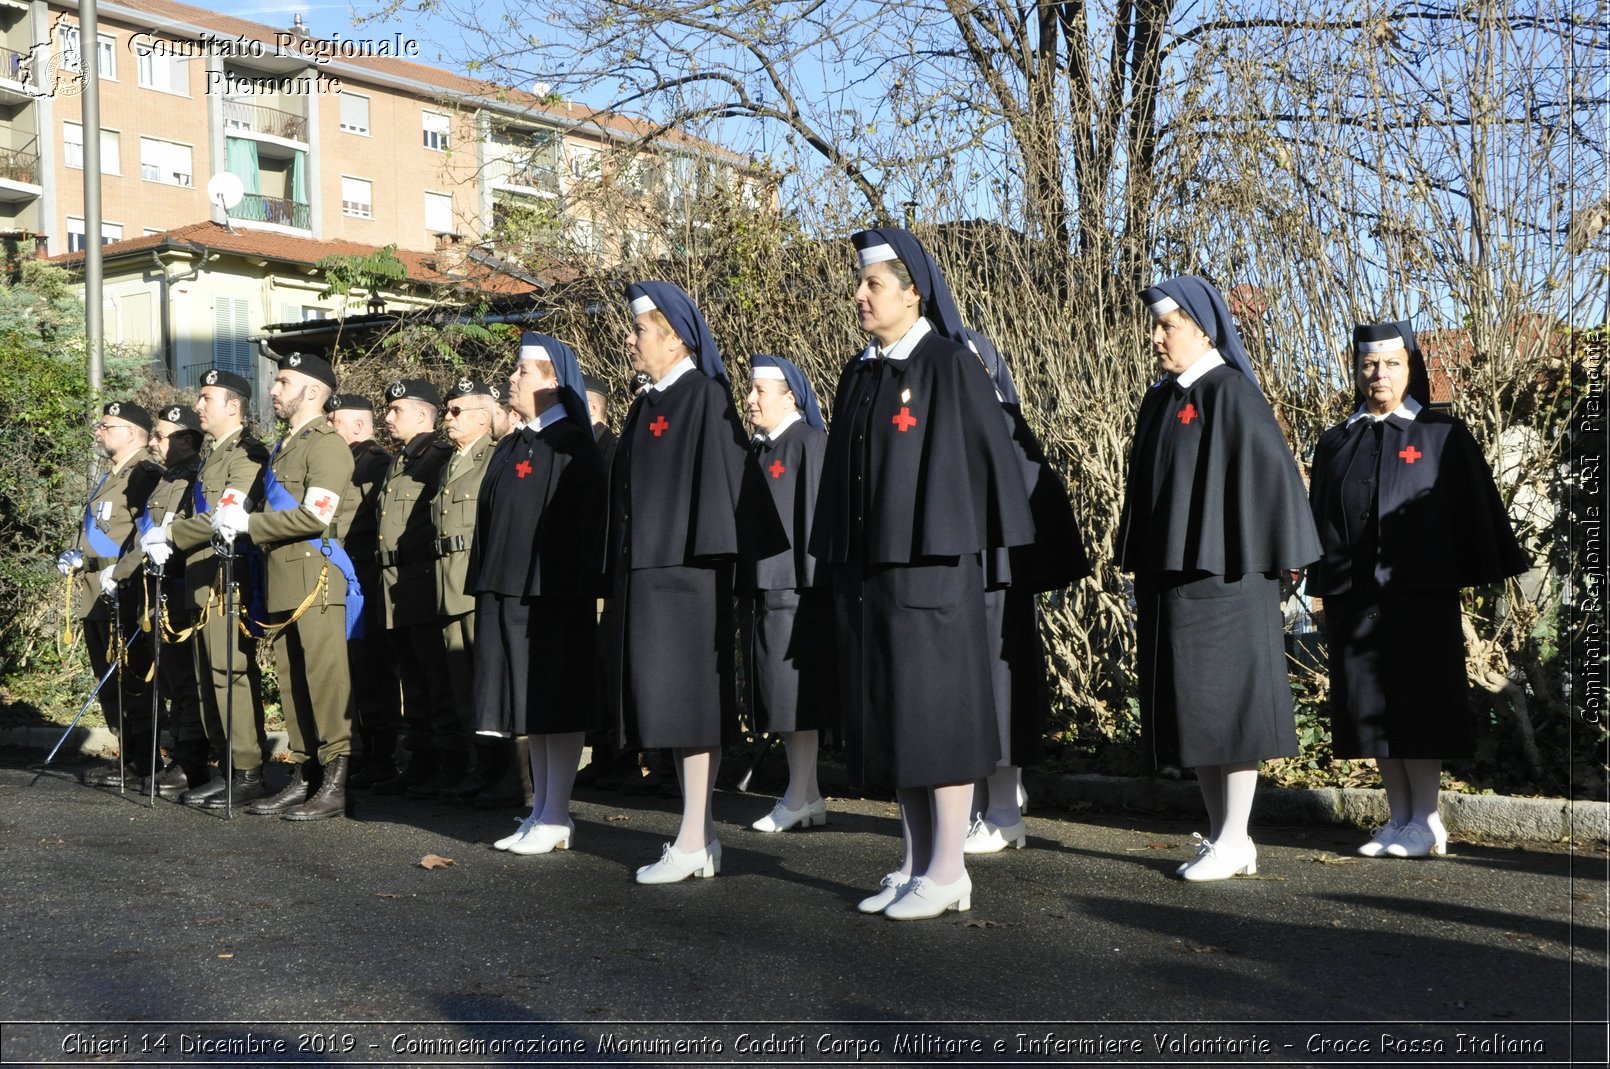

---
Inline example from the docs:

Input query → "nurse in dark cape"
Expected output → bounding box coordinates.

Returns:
[811,228,1037,919]
[469,332,605,856]
[740,354,836,833]
[608,281,751,884]
[1307,321,1527,859]
[958,329,1091,854]
[1115,275,1321,881]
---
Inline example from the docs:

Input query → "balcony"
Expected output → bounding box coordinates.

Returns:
[233,192,310,232]
[489,162,561,198]
[0,143,40,200]
[0,44,32,103]
[223,99,307,145]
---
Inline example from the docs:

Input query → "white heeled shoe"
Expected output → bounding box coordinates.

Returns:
[507,819,574,855]
[1180,839,1258,881]
[1177,832,1214,874]
[750,797,827,833]
[493,816,539,851]
[963,816,1027,854]
[883,873,972,920]
[1018,782,1030,815]
[635,840,721,883]
[1357,823,1403,857]
[857,872,910,914]
[1385,818,1448,858]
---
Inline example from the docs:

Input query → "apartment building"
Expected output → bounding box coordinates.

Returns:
[3,0,758,251]
[17,0,761,395]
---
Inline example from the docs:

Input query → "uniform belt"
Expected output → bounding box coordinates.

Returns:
[376,546,438,567]
[433,534,468,556]
[81,555,112,572]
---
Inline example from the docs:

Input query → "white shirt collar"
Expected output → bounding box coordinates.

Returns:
[1346,393,1423,427]
[532,402,569,431]
[651,356,697,392]
[860,317,932,362]
[1174,349,1226,389]
[755,410,803,444]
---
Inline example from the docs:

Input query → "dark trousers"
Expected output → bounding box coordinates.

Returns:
[82,596,154,772]
[388,622,461,754]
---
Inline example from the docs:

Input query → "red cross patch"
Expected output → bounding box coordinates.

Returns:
[515,459,533,479]
[650,416,670,437]
[768,460,786,479]
[1178,403,1198,425]
[218,491,241,507]
[891,407,918,433]
[1399,445,1422,464]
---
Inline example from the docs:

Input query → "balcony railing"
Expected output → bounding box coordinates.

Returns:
[235,192,310,230]
[0,145,40,185]
[491,162,561,197]
[0,46,24,83]
[223,99,308,143]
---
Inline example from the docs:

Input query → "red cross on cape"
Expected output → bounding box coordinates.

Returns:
[649,416,670,437]
[1178,403,1198,425]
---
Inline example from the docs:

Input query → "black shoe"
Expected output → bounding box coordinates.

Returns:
[246,765,310,815]
[406,758,471,800]
[198,767,269,809]
[347,756,397,791]
[372,752,436,796]
[283,756,351,821]
[181,773,226,806]
[150,763,193,801]
[81,762,144,788]
[442,770,494,803]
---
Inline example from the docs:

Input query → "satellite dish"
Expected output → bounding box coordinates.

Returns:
[207,172,244,211]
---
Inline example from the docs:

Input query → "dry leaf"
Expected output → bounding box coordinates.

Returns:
[1171,942,1228,954]
[420,854,457,869]
[1305,852,1360,865]
[1124,842,1174,852]
[375,892,405,899]
[606,814,629,823]
[963,918,998,928]
[39,838,65,846]
[217,953,234,959]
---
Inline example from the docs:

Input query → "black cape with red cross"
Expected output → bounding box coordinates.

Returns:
[1116,363,1320,576]
[743,419,829,593]
[466,417,606,599]
[1305,408,1528,596]
[811,330,1037,566]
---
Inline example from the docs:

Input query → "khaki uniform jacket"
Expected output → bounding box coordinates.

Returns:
[112,452,202,583]
[171,428,271,611]
[70,452,162,620]
[432,434,495,618]
[246,416,356,614]
[376,432,453,628]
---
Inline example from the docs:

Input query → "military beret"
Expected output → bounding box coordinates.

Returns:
[199,367,252,399]
[582,372,608,396]
[445,377,503,404]
[324,393,374,414]
[384,378,443,408]
[155,404,201,431]
[102,400,152,432]
[279,351,338,390]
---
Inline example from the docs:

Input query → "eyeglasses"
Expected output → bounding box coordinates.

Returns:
[93,421,133,433]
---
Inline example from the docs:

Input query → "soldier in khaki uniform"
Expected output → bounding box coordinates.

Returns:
[62,401,162,788]
[211,353,359,821]
[149,369,272,808]
[432,378,512,803]
[371,378,459,797]
[325,392,403,788]
[113,404,208,798]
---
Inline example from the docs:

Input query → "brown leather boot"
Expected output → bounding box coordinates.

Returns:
[283,755,351,821]
[246,763,310,816]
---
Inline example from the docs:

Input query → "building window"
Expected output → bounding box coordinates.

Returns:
[57,26,116,79]
[301,306,327,321]
[212,297,255,379]
[136,49,187,95]
[422,111,449,152]
[339,94,370,135]
[66,217,123,253]
[341,176,373,218]
[64,123,120,174]
[140,137,193,186]
[568,144,600,181]
[424,191,453,234]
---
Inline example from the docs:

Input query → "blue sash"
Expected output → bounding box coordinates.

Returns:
[261,459,365,639]
[82,474,122,558]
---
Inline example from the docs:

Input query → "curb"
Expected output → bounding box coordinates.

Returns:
[6,726,1604,846]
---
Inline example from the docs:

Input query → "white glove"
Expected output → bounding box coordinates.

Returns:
[56,549,84,576]
[98,568,118,597]
[140,528,174,568]
[212,503,251,536]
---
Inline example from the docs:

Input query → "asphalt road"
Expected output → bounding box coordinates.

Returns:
[0,755,1604,1068]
